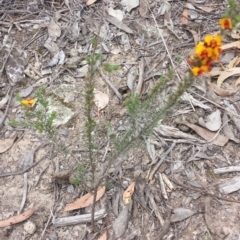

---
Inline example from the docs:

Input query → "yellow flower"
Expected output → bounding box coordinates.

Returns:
[211,47,222,60]
[219,18,232,30]
[21,98,36,109]
[195,42,212,59]
[191,65,211,76]
[204,35,222,48]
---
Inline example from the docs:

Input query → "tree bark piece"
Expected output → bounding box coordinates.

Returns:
[214,166,240,174]
[52,209,106,227]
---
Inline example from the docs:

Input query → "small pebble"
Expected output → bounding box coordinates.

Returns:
[195,108,205,117]
[24,220,36,235]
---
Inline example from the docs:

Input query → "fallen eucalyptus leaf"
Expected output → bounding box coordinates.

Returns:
[19,86,33,98]
[224,100,240,132]
[139,0,149,18]
[186,29,199,46]
[75,65,89,77]
[65,56,81,69]
[221,41,240,51]
[198,109,221,131]
[58,50,65,64]
[154,124,205,143]
[112,205,129,238]
[19,149,35,170]
[121,0,139,12]
[86,0,98,6]
[235,77,240,86]
[45,52,60,67]
[158,0,171,15]
[207,79,236,97]
[171,208,196,223]
[123,182,135,205]
[178,120,228,146]
[181,92,211,110]
[32,77,51,87]
[227,55,240,68]
[94,89,109,111]
[194,4,214,12]
[218,176,240,194]
[221,51,235,65]
[105,14,134,34]
[217,67,240,87]
[48,17,61,41]
[186,3,198,19]
[45,50,65,68]
[0,206,35,228]
[97,230,107,240]
[222,112,240,143]
[44,41,59,56]
[108,7,124,21]
[64,186,105,211]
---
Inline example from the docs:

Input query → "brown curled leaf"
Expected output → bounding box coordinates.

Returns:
[0,206,35,228]
[207,79,236,97]
[64,186,105,212]
[123,182,135,205]
[178,120,228,146]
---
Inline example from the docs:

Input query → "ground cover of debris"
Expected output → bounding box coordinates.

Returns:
[1,0,240,239]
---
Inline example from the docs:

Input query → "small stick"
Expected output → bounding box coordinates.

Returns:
[162,173,174,190]
[135,57,144,95]
[34,165,49,187]
[184,92,195,112]
[0,41,15,76]
[148,142,176,181]
[158,207,172,239]
[52,209,106,227]
[169,177,240,204]
[40,208,53,240]
[99,69,122,101]
[158,173,168,199]
[149,193,164,226]
[0,21,11,26]
[28,63,43,78]
[190,89,240,118]
[214,166,240,174]
[0,87,13,129]
[18,172,28,214]
[0,145,51,178]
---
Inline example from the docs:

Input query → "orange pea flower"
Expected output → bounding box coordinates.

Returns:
[219,18,232,30]
[21,98,36,109]
[211,47,222,60]
[191,65,211,76]
[204,35,222,48]
[195,42,213,59]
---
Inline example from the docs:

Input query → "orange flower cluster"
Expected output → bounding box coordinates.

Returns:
[188,35,222,76]
[188,17,233,76]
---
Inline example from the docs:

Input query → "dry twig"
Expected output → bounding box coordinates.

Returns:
[18,172,28,214]
[0,145,51,178]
